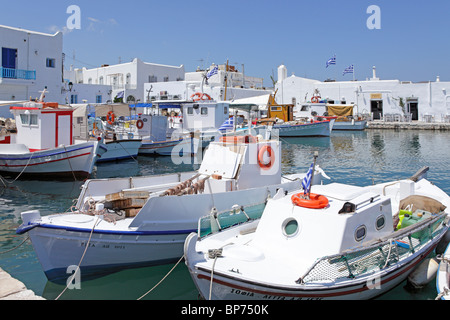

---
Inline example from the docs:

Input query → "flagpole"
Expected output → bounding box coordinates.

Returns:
[353,65,355,81]
[308,151,319,199]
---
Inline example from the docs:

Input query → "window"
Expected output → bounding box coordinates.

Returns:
[224,106,228,115]
[46,58,56,68]
[96,95,102,104]
[71,94,78,104]
[282,218,299,237]
[376,215,386,231]
[355,225,367,242]
[187,107,194,115]
[88,78,92,84]
[30,114,38,125]
[99,77,104,85]
[20,113,38,126]
[164,76,169,82]
[149,75,157,83]
[20,114,29,125]
[201,107,208,115]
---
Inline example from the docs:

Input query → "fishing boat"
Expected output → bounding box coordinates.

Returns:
[436,243,450,300]
[296,102,367,131]
[73,103,142,162]
[17,135,326,281]
[231,94,335,137]
[185,166,450,300]
[0,96,101,180]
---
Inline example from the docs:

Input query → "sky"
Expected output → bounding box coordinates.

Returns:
[2,0,450,86]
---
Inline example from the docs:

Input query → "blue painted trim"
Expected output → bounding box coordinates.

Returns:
[16,222,39,234]
[36,223,195,236]
[0,145,94,161]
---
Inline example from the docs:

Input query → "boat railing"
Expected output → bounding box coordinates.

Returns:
[197,203,266,239]
[297,212,448,285]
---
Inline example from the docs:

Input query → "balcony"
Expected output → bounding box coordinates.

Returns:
[0,67,36,81]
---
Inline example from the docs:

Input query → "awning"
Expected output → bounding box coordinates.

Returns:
[230,94,271,111]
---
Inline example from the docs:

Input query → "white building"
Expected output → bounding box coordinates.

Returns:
[144,63,270,103]
[65,58,185,104]
[275,65,450,122]
[0,25,64,111]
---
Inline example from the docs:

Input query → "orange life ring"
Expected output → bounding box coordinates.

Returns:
[291,193,329,209]
[311,96,320,103]
[201,93,212,101]
[107,111,115,125]
[191,93,203,102]
[136,120,144,129]
[258,145,275,170]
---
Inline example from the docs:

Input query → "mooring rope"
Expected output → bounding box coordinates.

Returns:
[55,215,100,300]
[0,236,29,255]
[0,152,34,186]
[137,255,185,300]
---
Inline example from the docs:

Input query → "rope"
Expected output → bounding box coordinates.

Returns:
[0,236,29,255]
[55,215,100,300]
[137,255,185,300]
[208,249,223,300]
[436,287,450,300]
[116,141,139,164]
[0,152,34,185]
[63,145,77,182]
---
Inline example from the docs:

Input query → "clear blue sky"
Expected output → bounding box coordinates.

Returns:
[2,0,450,86]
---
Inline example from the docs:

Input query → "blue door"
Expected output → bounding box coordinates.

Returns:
[2,48,17,78]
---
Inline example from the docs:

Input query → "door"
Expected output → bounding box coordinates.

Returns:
[371,100,383,120]
[2,48,17,78]
[408,102,418,121]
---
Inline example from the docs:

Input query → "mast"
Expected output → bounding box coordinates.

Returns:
[224,59,229,101]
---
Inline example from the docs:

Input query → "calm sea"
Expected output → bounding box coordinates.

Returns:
[1,129,449,300]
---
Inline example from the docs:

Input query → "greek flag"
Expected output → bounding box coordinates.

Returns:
[343,65,354,75]
[302,163,314,195]
[207,65,219,79]
[116,91,124,99]
[219,117,234,132]
[326,56,336,68]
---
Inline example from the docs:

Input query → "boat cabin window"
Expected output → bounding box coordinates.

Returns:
[187,107,194,115]
[270,106,282,112]
[300,105,310,111]
[376,215,386,230]
[355,225,367,242]
[201,107,208,116]
[20,113,38,126]
[282,218,299,237]
[224,106,228,115]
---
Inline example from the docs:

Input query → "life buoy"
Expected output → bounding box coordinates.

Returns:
[136,120,144,129]
[311,96,320,103]
[201,93,212,101]
[291,193,329,209]
[191,93,203,102]
[107,111,115,125]
[258,145,275,170]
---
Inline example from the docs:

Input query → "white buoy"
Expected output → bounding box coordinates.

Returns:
[407,257,440,288]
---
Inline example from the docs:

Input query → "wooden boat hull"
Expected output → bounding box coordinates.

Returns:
[274,120,333,137]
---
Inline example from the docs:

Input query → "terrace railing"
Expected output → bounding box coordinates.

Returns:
[0,67,36,80]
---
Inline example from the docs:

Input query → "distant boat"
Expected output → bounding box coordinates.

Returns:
[72,103,141,163]
[0,96,101,180]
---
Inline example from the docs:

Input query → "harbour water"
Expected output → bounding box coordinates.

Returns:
[1,129,449,300]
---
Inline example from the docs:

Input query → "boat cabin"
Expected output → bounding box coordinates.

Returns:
[252,183,395,268]
[9,101,73,151]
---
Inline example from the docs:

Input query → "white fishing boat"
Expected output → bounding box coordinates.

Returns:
[0,96,101,180]
[436,243,450,300]
[17,135,325,281]
[73,104,142,163]
[274,119,335,137]
[185,167,450,300]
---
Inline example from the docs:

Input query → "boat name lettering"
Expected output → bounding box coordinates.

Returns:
[79,242,126,250]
